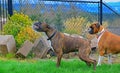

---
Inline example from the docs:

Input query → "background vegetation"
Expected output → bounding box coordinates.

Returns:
[3,12,41,48]
[1,1,111,53]
[64,17,90,34]
[14,1,120,37]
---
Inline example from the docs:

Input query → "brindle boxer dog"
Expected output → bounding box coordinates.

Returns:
[33,22,96,70]
[88,22,120,66]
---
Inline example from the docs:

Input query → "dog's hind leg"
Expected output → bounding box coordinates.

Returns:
[78,54,91,66]
[78,49,96,70]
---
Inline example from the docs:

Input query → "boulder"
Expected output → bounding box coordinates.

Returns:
[16,40,33,58]
[0,35,16,55]
[33,36,53,58]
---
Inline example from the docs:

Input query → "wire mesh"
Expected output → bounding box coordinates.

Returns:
[12,0,100,38]
[0,0,7,31]
[1,0,120,36]
[102,2,120,35]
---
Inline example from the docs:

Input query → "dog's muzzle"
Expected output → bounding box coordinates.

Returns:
[33,25,39,29]
[33,25,43,32]
[88,28,94,34]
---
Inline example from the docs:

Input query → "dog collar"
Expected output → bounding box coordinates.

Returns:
[97,28,105,39]
[47,30,57,40]
[97,28,105,44]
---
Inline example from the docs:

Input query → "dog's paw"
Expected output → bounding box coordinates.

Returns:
[97,64,101,66]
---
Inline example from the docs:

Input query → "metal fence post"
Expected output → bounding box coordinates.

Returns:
[0,0,1,31]
[99,0,102,25]
[0,0,1,17]
[8,0,13,16]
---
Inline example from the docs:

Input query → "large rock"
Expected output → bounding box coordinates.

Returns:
[0,35,16,55]
[16,40,33,58]
[33,36,53,58]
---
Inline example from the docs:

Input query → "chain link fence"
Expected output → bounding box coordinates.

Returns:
[12,0,100,37]
[0,0,120,36]
[0,0,7,30]
[102,2,120,35]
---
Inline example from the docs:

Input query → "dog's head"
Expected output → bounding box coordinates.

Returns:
[33,22,51,32]
[88,22,101,34]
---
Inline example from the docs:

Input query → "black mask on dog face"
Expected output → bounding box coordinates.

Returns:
[33,22,52,32]
[88,26,94,34]
[33,22,45,32]
[88,22,101,34]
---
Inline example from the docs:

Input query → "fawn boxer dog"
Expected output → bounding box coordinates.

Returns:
[33,22,96,70]
[88,22,120,66]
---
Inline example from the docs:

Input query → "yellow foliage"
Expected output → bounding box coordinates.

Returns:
[15,26,42,47]
[64,17,108,39]
[3,12,43,48]
[64,17,89,34]
[10,12,32,27]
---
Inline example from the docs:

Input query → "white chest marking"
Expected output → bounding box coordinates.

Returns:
[97,28,105,46]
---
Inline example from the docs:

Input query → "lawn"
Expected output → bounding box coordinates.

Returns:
[0,57,120,73]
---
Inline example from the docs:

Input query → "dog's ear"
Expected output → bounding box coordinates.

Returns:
[42,22,50,29]
[96,22,100,28]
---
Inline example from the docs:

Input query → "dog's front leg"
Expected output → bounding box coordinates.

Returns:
[56,51,63,67]
[108,54,112,64]
[97,55,104,66]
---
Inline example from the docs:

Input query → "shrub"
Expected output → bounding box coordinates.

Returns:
[64,17,108,39]
[15,26,41,47]
[3,12,32,36]
[9,12,32,27]
[3,21,21,37]
[3,12,41,48]
[64,17,89,35]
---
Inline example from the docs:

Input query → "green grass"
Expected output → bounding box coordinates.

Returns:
[0,58,120,73]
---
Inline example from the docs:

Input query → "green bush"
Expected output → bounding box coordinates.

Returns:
[3,21,21,37]
[3,12,41,48]
[15,26,41,47]
[9,12,32,27]
[3,12,32,36]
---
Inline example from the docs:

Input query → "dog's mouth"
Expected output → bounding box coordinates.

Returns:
[33,25,39,31]
[88,28,94,34]
[33,25,39,29]
[32,25,43,32]
[32,22,44,32]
